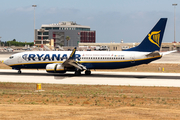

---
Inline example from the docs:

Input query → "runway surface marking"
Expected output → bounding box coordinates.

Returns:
[0,69,180,87]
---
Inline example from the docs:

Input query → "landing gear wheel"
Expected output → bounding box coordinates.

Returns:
[85,70,91,75]
[75,70,81,76]
[18,70,21,74]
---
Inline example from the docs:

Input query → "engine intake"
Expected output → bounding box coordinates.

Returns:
[46,63,66,73]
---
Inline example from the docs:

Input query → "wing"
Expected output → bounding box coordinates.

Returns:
[62,47,86,70]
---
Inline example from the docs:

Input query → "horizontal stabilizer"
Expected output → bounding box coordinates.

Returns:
[160,50,177,56]
[146,51,160,57]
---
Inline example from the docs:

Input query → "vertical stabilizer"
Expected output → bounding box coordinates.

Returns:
[125,18,167,52]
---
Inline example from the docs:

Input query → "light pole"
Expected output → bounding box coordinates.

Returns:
[172,4,177,43]
[32,5,37,46]
[0,37,1,47]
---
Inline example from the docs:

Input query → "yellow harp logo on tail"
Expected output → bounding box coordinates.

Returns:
[148,31,161,47]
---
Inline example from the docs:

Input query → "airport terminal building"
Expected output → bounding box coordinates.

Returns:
[79,42,179,51]
[35,21,96,47]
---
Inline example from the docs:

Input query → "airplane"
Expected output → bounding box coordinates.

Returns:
[3,18,175,75]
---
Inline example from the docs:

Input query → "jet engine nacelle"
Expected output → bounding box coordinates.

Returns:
[46,63,66,73]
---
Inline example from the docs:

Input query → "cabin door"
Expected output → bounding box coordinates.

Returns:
[130,54,135,63]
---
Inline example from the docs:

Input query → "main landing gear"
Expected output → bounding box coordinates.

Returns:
[74,70,91,75]
[85,70,91,75]
[75,70,81,76]
[18,69,21,74]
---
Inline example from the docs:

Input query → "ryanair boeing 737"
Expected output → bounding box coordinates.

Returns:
[3,18,175,75]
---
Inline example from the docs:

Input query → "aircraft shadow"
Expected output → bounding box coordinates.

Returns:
[0,72,74,77]
[0,72,180,80]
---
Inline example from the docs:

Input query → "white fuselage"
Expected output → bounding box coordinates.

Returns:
[3,51,161,70]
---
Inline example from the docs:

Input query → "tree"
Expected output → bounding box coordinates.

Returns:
[12,39,16,42]
[66,36,70,46]
[6,40,34,47]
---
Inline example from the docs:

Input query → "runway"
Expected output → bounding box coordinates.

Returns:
[0,69,180,87]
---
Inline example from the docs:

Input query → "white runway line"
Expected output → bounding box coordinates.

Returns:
[0,69,180,87]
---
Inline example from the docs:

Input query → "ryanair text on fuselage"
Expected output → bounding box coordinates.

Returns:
[22,54,81,61]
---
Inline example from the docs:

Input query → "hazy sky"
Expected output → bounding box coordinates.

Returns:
[0,0,179,43]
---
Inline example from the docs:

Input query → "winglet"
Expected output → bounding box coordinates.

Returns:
[69,47,76,60]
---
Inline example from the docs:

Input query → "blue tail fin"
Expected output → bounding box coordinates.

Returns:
[125,18,167,52]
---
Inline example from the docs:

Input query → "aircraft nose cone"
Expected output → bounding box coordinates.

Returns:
[3,59,8,65]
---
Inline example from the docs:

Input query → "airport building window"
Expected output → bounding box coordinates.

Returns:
[38,36,49,39]
[43,32,49,35]
[45,27,52,30]
[38,32,41,35]
[44,37,48,39]
[76,28,90,31]
[53,27,59,30]
[38,32,48,35]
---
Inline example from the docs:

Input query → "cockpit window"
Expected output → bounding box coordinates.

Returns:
[9,56,14,59]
